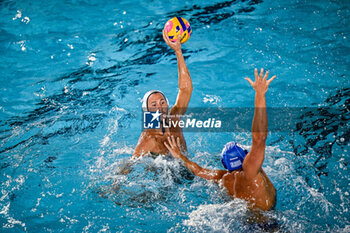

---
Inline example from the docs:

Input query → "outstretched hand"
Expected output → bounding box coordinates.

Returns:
[245,68,276,94]
[162,29,182,53]
[164,136,183,159]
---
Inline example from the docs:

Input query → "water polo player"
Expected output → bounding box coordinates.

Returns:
[164,69,277,211]
[133,29,193,157]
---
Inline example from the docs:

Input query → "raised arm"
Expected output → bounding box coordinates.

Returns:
[164,136,227,182]
[162,30,193,116]
[243,68,276,180]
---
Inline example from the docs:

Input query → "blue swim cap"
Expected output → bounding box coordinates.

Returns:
[221,142,248,171]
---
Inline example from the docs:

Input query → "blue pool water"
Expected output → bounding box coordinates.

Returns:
[1,0,349,232]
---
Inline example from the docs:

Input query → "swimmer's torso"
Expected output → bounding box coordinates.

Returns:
[134,117,187,156]
[221,169,276,210]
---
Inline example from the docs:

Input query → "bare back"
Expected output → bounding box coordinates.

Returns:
[221,169,276,210]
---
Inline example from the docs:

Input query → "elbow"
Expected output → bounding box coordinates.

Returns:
[252,133,267,144]
[179,84,193,93]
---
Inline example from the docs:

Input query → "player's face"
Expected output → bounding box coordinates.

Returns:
[147,93,168,116]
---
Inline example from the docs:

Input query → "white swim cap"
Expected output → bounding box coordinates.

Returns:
[142,90,169,111]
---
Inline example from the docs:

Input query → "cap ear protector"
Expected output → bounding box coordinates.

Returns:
[221,142,248,171]
[142,90,169,111]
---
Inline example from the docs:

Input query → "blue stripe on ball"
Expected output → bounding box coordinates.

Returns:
[176,17,187,30]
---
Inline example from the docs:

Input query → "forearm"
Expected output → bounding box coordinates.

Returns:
[178,153,202,175]
[175,50,193,91]
[177,153,224,181]
[165,135,225,181]
[252,93,268,140]
[243,92,267,179]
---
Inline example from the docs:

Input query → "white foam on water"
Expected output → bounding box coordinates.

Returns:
[0,175,27,231]
[306,186,334,213]
[97,106,132,158]
[113,146,134,155]
[12,10,22,20]
[21,16,30,24]
[0,203,10,215]
[3,217,27,231]
[183,200,248,232]
[203,94,222,105]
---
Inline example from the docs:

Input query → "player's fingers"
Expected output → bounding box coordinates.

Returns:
[167,137,173,148]
[163,30,171,45]
[254,68,258,80]
[164,142,171,151]
[264,71,269,80]
[259,68,264,79]
[267,75,276,84]
[162,30,167,41]
[245,77,254,86]
[176,137,181,149]
[171,135,176,146]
